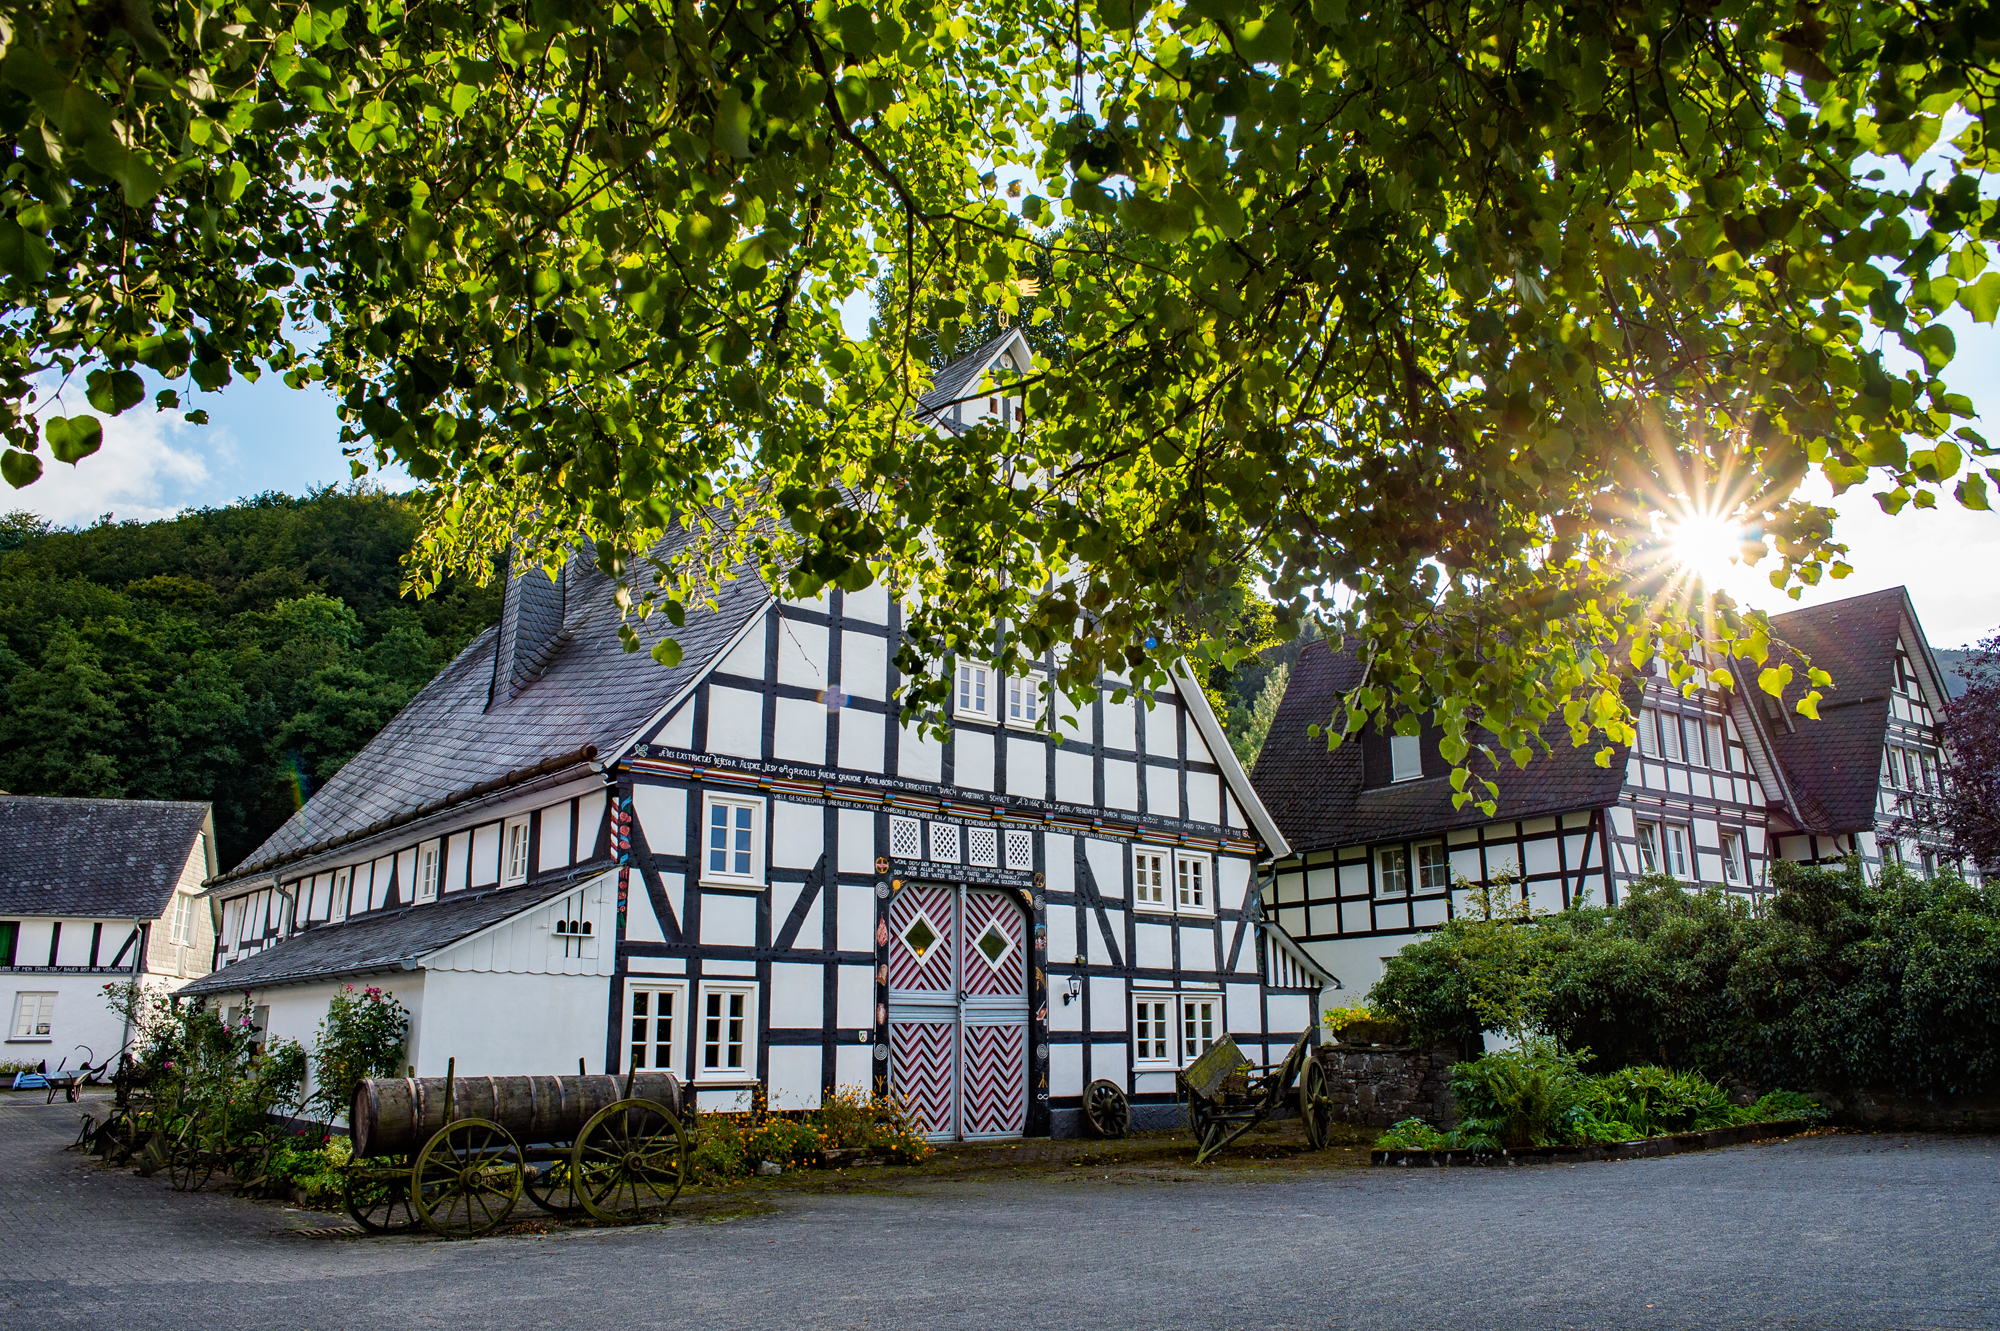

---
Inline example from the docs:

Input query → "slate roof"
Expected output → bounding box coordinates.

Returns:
[1763,587,1913,834]
[221,534,773,885]
[178,876,584,996]
[1250,642,1629,854]
[913,330,1029,424]
[0,797,210,919]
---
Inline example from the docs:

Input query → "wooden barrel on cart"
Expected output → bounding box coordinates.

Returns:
[350,1072,684,1158]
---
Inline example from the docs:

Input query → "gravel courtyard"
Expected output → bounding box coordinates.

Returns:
[2,1093,1995,1331]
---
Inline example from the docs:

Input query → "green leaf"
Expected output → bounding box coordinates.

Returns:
[43,415,103,464]
[85,369,146,415]
[1957,272,2000,323]
[1,449,43,488]
[651,636,684,667]
[714,88,752,158]
[1957,473,1991,510]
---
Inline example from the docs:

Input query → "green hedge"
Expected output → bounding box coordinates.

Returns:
[1369,859,2000,1098]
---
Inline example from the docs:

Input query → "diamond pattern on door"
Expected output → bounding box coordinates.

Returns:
[890,1017,956,1140]
[959,890,1026,997]
[960,1022,1027,1136]
[888,883,955,993]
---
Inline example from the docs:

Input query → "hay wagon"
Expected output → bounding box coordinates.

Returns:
[344,1062,690,1238]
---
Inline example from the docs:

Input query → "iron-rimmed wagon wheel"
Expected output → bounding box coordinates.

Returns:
[344,1161,421,1234]
[1298,1057,1336,1150]
[411,1119,524,1238]
[1082,1080,1130,1139]
[573,1098,689,1223]
[523,1155,587,1216]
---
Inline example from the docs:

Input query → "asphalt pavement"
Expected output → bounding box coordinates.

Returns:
[1,1091,1995,1330]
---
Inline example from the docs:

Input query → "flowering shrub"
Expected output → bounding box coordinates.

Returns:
[305,986,409,1128]
[685,1086,931,1187]
[258,1132,353,1207]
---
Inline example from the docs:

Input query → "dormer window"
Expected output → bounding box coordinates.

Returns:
[415,842,440,902]
[502,817,531,885]
[1390,735,1422,783]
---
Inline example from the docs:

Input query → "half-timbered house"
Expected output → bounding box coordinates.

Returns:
[0,796,217,1070]
[183,333,1327,1139]
[1247,585,1967,996]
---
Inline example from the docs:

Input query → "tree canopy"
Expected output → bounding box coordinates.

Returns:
[0,488,500,863]
[2,0,1996,802]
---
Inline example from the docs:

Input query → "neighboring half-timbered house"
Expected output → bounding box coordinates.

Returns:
[0,796,217,1070]
[184,334,1326,1139]
[1248,585,1969,997]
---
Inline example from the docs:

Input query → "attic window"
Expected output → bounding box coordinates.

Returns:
[1389,735,1422,783]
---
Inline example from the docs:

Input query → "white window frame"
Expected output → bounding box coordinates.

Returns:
[1389,734,1422,783]
[627,981,686,1074]
[1376,845,1411,896]
[953,660,995,724]
[169,891,195,945]
[1415,842,1450,893]
[1133,848,1171,912]
[1179,993,1222,1063]
[1719,832,1744,884]
[1638,708,1660,757]
[701,793,765,887]
[415,841,440,902]
[889,815,922,860]
[1705,721,1725,772]
[1659,713,1684,762]
[695,982,758,1081]
[928,821,962,865]
[1132,994,1175,1066]
[1173,852,1213,915]
[1665,824,1691,879]
[502,816,532,886]
[11,991,54,1040]
[1005,672,1043,729]
[1636,821,1662,874]
[331,868,351,922]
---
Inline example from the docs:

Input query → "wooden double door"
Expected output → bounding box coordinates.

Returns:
[886,882,1029,1140]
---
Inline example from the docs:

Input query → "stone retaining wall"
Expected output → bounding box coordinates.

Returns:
[1314,1041,1462,1129]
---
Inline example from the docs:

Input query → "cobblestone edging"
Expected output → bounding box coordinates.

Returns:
[1372,1119,1805,1167]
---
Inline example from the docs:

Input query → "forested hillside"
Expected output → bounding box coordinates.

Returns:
[0,488,501,869]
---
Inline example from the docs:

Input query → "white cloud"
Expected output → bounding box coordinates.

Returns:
[11,410,215,526]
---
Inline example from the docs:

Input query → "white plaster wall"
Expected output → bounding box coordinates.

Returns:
[416,970,606,1078]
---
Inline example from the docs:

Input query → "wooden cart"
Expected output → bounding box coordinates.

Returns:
[1177,1029,1336,1164]
[344,1063,689,1237]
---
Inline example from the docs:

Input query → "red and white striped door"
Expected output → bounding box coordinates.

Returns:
[887,882,1028,1141]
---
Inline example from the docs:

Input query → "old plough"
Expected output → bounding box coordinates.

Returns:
[1178,1029,1337,1164]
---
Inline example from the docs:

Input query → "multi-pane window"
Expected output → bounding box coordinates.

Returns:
[1133,997,1173,1063]
[1180,997,1219,1062]
[1416,842,1450,892]
[12,992,54,1039]
[955,662,993,721]
[1007,674,1042,727]
[503,818,531,884]
[1636,821,1662,873]
[170,893,195,944]
[415,843,439,901]
[699,985,754,1077]
[1719,832,1744,884]
[629,985,681,1072]
[1377,846,1411,896]
[1175,854,1210,912]
[1134,850,1169,909]
[705,797,760,882]
[1665,825,1691,879]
